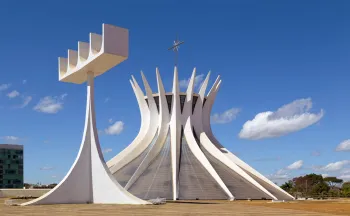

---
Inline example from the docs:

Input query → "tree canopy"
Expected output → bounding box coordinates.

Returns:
[342,182,350,197]
[280,174,349,198]
[324,177,343,187]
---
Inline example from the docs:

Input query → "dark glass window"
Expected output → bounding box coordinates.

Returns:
[144,94,205,115]
[192,96,199,114]
[180,95,186,113]
[153,96,160,112]
[166,95,172,113]
[13,179,21,184]
[6,170,16,174]
[15,150,23,154]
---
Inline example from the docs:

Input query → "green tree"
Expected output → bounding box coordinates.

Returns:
[324,177,343,188]
[342,182,350,197]
[311,182,330,197]
[48,183,57,188]
[23,183,32,189]
[281,180,294,193]
[293,173,329,197]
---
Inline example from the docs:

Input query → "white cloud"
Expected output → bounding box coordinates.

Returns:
[104,121,124,135]
[11,95,32,109]
[341,168,350,175]
[339,175,350,180]
[286,160,303,170]
[267,160,303,182]
[1,136,22,144]
[239,98,324,140]
[179,74,205,89]
[211,108,241,124]
[322,174,330,178]
[40,166,55,171]
[336,139,350,152]
[338,168,350,180]
[22,80,27,84]
[267,169,289,180]
[7,90,20,98]
[20,96,32,108]
[33,94,67,114]
[318,160,350,172]
[0,83,11,91]
[103,148,113,154]
[108,118,113,123]
[1,136,20,141]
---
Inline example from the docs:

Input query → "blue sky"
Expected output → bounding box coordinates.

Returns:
[0,0,350,185]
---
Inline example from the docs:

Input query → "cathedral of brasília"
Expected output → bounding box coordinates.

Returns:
[107,67,294,201]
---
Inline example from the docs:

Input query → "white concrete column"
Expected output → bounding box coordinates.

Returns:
[22,72,149,205]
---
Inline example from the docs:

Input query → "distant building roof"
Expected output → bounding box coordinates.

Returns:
[0,144,23,150]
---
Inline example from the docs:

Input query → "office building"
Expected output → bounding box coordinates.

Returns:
[0,144,24,188]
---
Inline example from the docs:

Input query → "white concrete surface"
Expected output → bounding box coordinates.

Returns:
[59,24,128,84]
[22,24,149,205]
[107,67,295,201]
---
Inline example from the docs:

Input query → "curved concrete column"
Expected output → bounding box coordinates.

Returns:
[108,75,158,174]
[109,66,294,201]
[222,150,294,200]
[124,71,170,190]
[180,68,196,123]
[193,78,277,200]
[183,117,234,200]
[202,76,222,149]
[107,78,149,168]
[192,72,210,133]
[169,67,181,200]
[22,73,149,205]
[201,75,294,200]
[180,69,233,200]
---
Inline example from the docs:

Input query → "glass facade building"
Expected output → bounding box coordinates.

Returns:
[0,144,24,188]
